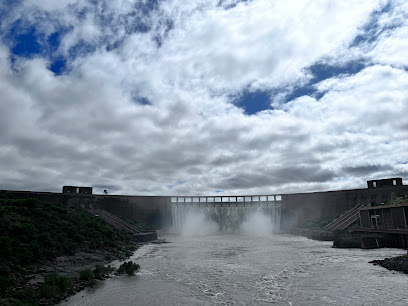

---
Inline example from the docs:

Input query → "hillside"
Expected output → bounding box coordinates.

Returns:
[0,193,134,304]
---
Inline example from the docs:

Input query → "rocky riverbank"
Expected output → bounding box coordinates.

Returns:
[370,254,408,274]
[1,242,142,305]
[0,195,162,305]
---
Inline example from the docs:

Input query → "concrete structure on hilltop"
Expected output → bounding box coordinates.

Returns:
[367,177,403,189]
[62,186,93,194]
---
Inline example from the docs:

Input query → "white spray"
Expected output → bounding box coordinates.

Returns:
[170,203,281,236]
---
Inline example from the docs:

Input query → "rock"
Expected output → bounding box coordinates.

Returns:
[369,255,408,274]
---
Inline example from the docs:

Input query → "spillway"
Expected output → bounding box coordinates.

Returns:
[170,202,281,234]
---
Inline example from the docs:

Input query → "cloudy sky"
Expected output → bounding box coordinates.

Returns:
[1,0,407,195]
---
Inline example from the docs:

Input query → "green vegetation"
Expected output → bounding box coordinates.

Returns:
[333,230,361,248]
[117,261,140,276]
[0,194,140,302]
[298,216,338,229]
[349,217,360,228]
[79,269,97,287]
[9,265,120,306]
[0,197,130,270]
[93,264,115,279]
[0,275,11,293]
[11,287,37,306]
[9,272,71,305]
[40,273,71,298]
[333,230,392,248]
[372,195,408,207]
[78,265,116,287]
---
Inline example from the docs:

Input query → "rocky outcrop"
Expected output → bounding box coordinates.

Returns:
[370,255,408,274]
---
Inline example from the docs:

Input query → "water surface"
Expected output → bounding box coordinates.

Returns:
[62,234,408,305]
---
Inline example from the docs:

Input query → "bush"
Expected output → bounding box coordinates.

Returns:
[12,299,28,306]
[0,236,12,258]
[12,287,37,305]
[93,265,115,280]
[0,275,11,293]
[40,273,71,298]
[40,284,59,299]
[117,261,140,276]
[79,269,94,281]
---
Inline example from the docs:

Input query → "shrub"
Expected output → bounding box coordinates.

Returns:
[12,299,27,306]
[40,273,71,298]
[0,275,11,293]
[45,273,71,291]
[79,269,94,281]
[40,284,59,299]
[12,287,36,305]
[0,236,12,258]
[93,265,115,280]
[117,261,140,276]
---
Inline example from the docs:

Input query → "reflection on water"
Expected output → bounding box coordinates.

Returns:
[62,234,408,306]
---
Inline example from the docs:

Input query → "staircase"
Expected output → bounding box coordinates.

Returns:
[87,208,157,242]
[324,203,368,232]
[87,208,143,234]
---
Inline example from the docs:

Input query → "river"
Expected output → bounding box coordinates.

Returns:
[61,233,408,305]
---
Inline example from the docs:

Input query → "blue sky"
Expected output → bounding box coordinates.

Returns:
[0,0,407,195]
[1,0,384,112]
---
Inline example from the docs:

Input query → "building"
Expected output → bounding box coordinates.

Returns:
[62,186,93,194]
[357,194,408,248]
[367,177,403,189]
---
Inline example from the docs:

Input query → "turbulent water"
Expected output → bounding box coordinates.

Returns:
[170,203,281,235]
[62,234,408,306]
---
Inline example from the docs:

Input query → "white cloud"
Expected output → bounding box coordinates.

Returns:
[148,0,381,93]
[0,0,407,196]
[370,25,408,66]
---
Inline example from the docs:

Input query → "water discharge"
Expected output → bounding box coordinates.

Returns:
[62,234,408,306]
[170,203,281,236]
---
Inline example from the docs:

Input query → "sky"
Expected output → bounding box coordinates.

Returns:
[0,0,407,196]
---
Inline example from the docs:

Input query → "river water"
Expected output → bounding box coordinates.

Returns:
[62,233,408,306]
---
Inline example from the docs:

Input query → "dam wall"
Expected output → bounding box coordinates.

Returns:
[3,182,408,230]
[282,184,408,230]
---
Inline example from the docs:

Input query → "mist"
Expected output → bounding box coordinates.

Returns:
[240,209,276,236]
[169,204,280,236]
[177,210,219,236]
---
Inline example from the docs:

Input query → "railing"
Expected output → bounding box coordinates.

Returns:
[87,208,143,234]
[170,195,282,205]
[324,203,368,232]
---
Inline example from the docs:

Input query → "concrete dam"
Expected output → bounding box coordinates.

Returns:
[170,195,282,234]
[3,178,408,232]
